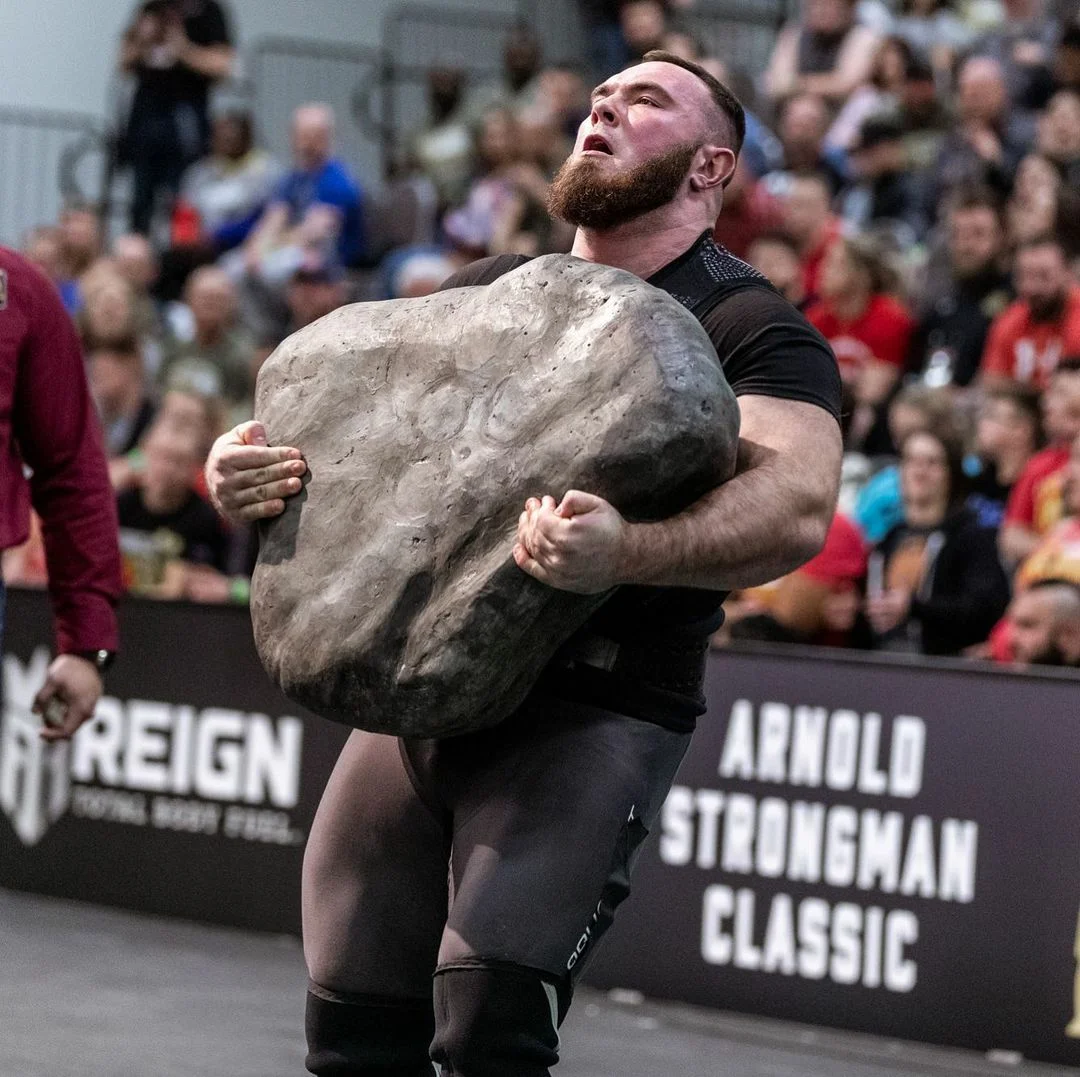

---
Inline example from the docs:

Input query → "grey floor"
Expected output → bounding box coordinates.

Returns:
[0,888,1074,1077]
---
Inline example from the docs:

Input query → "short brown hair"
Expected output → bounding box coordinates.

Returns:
[641,49,745,155]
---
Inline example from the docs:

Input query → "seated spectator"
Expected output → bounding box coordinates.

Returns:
[908,187,1012,387]
[77,265,143,360]
[970,0,1059,112]
[56,203,103,312]
[85,334,157,459]
[1015,431,1080,589]
[837,111,928,243]
[806,234,915,449]
[174,110,283,253]
[781,170,843,302]
[898,54,951,172]
[726,513,869,646]
[1035,88,1080,188]
[1002,580,1080,666]
[1054,22,1080,93]
[967,381,1043,527]
[864,426,1011,654]
[890,0,974,83]
[763,94,848,197]
[747,231,808,308]
[1006,153,1063,248]
[712,158,785,260]
[924,56,1031,217]
[999,357,1080,563]
[825,35,911,153]
[461,26,544,125]
[160,265,255,413]
[407,68,474,211]
[284,257,350,336]
[443,109,550,261]
[241,103,365,282]
[21,226,66,291]
[620,1,669,62]
[764,0,880,108]
[980,236,1080,389]
[111,232,167,372]
[117,420,230,598]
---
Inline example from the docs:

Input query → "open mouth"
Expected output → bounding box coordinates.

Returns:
[582,134,613,154]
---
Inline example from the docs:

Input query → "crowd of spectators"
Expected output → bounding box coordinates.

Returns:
[5,0,1080,671]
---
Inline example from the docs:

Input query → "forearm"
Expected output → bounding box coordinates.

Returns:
[618,439,833,591]
[179,43,234,81]
[1000,523,1040,565]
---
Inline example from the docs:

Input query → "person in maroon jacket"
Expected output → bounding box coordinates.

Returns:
[0,246,123,741]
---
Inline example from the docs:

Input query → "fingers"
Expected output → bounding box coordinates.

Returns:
[219,444,304,472]
[556,489,599,518]
[229,474,303,508]
[513,542,553,585]
[31,679,58,719]
[237,420,268,447]
[40,700,95,742]
[235,499,288,523]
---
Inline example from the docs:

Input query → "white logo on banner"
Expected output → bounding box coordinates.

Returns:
[659,699,981,994]
[0,650,71,845]
[1,648,305,848]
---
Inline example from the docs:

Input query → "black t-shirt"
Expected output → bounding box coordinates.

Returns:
[128,0,232,145]
[439,232,841,729]
[117,487,229,571]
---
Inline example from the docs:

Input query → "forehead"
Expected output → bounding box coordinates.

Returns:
[593,61,708,108]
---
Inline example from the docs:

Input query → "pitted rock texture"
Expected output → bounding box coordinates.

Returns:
[251,255,740,736]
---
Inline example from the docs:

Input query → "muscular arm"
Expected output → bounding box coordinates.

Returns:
[618,396,842,590]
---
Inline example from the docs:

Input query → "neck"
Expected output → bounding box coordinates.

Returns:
[907,498,948,528]
[570,209,710,279]
[830,288,871,321]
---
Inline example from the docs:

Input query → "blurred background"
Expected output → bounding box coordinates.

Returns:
[2,0,1080,1074]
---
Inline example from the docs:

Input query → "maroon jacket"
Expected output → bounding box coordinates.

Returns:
[0,246,121,653]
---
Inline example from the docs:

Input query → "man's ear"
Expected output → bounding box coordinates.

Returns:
[689,145,737,192]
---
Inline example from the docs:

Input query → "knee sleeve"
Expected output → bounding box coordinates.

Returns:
[305,986,435,1077]
[430,964,562,1077]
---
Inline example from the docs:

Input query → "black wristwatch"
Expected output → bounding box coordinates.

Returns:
[76,649,116,674]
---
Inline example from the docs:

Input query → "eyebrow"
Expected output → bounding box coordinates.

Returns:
[589,81,676,105]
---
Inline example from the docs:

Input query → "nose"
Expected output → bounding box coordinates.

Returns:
[590,95,618,127]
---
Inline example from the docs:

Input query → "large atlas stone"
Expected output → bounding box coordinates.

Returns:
[251,254,739,736]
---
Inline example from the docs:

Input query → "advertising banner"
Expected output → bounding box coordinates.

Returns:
[0,588,347,934]
[4,589,1080,1064]
[587,647,1080,1067]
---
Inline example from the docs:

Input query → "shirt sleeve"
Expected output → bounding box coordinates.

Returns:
[13,265,122,653]
[700,286,842,422]
[869,305,914,369]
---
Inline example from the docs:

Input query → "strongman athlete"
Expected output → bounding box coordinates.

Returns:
[207,52,843,1076]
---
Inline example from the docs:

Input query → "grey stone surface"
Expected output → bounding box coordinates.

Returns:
[2,888,1074,1077]
[252,255,739,736]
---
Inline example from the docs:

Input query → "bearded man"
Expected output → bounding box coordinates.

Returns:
[206,52,842,1077]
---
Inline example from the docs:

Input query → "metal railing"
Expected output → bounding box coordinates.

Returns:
[0,106,110,247]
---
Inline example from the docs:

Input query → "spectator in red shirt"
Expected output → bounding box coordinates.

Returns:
[782,170,842,302]
[1000,358,1080,564]
[980,235,1080,388]
[806,234,915,448]
[0,247,122,741]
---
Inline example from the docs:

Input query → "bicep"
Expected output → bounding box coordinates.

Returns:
[736,395,843,509]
